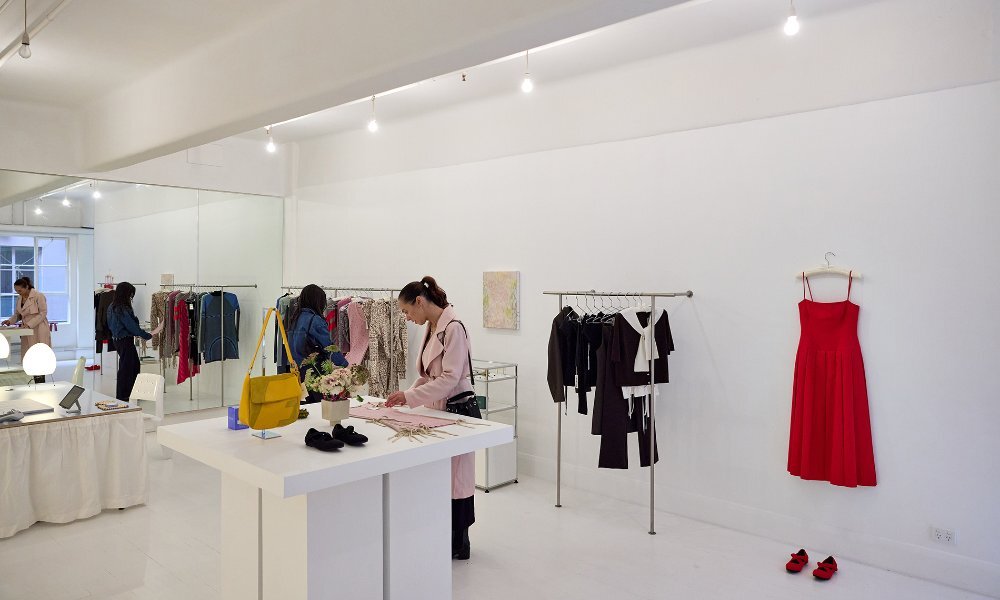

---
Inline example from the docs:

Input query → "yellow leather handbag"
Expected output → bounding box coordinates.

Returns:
[239,308,303,430]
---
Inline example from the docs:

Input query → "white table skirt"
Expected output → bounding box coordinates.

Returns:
[0,411,148,538]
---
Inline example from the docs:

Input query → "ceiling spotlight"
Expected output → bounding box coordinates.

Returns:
[521,50,533,93]
[367,95,379,133]
[62,197,71,207]
[265,126,276,153]
[34,206,42,215]
[784,0,800,36]
[18,0,30,59]
[91,181,102,199]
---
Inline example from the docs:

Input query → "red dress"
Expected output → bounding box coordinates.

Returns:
[788,273,876,487]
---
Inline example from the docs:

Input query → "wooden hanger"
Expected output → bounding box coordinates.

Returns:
[797,252,862,279]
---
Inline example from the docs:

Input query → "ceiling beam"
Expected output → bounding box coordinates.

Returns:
[80,0,687,171]
[0,171,80,207]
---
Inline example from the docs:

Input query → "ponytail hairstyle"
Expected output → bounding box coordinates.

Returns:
[110,282,137,312]
[13,276,33,291]
[398,276,449,309]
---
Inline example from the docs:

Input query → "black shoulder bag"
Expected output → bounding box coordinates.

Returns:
[441,321,483,420]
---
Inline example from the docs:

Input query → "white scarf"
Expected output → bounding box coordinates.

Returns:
[621,307,665,373]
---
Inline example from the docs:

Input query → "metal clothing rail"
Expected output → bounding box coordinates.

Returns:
[97,282,147,286]
[281,285,399,294]
[159,284,258,405]
[543,288,693,535]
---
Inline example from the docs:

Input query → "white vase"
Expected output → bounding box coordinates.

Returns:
[356,383,370,398]
[321,399,350,426]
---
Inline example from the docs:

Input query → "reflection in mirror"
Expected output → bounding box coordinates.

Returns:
[0,168,283,416]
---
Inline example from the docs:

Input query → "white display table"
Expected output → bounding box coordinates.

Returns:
[157,403,514,600]
[0,382,147,538]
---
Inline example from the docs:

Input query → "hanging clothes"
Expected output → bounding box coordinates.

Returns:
[149,291,170,352]
[95,290,117,354]
[336,297,352,355]
[546,306,579,403]
[175,293,201,384]
[545,303,673,471]
[344,300,369,366]
[610,307,674,386]
[788,273,876,488]
[201,291,240,363]
[363,299,408,399]
[574,314,605,414]
[274,293,293,371]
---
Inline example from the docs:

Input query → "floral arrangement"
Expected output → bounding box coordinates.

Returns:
[302,346,369,402]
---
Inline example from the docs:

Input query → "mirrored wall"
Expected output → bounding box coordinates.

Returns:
[0,169,283,414]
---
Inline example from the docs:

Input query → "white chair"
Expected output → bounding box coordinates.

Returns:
[129,373,171,458]
[71,357,86,386]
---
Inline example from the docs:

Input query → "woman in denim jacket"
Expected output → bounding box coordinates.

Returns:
[289,284,348,403]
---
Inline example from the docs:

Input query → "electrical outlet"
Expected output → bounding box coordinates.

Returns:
[931,527,956,545]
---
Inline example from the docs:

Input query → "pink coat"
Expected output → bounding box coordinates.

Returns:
[12,290,52,353]
[406,305,475,499]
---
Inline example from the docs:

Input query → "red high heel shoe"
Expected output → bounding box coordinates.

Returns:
[813,556,838,580]
[785,549,809,573]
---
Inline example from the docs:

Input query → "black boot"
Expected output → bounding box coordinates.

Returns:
[452,527,470,560]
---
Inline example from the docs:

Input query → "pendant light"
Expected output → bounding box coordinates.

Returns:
[784,0,800,36]
[520,50,534,93]
[367,96,379,132]
[265,126,276,153]
[18,0,31,58]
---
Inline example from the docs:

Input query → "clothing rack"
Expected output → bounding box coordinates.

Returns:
[160,284,257,405]
[543,288,693,535]
[280,285,401,396]
[97,282,147,287]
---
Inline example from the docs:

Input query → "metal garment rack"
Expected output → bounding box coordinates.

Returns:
[161,284,257,405]
[543,289,693,535]
[280,286,401,396]
[96,282,147,287]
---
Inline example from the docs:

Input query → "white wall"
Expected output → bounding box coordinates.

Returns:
[285,3,1000,595]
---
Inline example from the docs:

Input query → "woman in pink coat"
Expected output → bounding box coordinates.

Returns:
[387,276,476,560]
[2,277,52,382]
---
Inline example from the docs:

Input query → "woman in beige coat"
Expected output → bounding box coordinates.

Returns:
[387,276,476,560]
[2,277,52,381]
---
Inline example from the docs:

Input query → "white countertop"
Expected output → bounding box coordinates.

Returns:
[0,382,139,428]
[158,402,514,498]
[0,327,33,337]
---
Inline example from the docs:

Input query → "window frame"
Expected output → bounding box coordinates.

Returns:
[0,236,71,325]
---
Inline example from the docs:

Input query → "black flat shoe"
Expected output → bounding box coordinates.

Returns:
[333,424,368,446]
[305,428,344,451]
[452,545,470,560]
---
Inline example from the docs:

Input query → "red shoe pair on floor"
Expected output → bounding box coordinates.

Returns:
[785,549,838,580]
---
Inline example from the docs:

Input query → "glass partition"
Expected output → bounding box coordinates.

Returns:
[0,168,283,414]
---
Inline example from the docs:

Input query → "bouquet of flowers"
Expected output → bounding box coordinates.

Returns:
[302,346,369,402]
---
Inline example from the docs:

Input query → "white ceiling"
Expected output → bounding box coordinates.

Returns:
[0,0,283,106]
[247,0,879,145]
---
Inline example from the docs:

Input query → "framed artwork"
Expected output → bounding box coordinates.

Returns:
[483,271,519,330]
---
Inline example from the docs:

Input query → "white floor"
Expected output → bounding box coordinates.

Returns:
[0,415,991,600]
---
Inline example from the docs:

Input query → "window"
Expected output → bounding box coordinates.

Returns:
[0,236,70,323]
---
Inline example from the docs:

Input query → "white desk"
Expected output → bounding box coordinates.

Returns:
[0,327,34,339]
[0,327,33,366]
[0,383,148,538]
[158,403,514,600]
